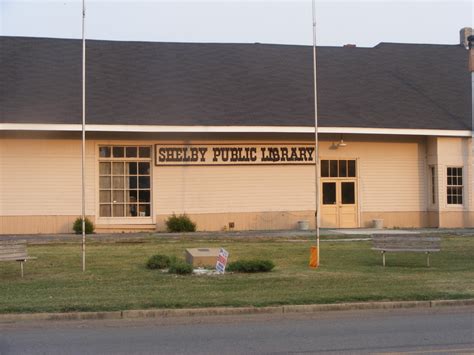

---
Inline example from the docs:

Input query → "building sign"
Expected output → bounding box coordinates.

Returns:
[155,144,315,166]
[215,248,229,274]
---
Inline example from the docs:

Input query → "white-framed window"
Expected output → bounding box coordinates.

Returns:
[447,167,463,205]
[321,159,357,178]
[98,146,152,217]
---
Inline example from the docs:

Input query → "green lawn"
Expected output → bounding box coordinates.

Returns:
[0,235,473,314]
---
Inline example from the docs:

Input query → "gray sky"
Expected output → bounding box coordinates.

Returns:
[1,0,472,47]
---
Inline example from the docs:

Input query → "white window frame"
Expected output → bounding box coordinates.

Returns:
[97,144,153,223]
[446,166,463,206]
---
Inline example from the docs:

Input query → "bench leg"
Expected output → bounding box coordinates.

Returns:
[426,252,430,267]
[382,251,385,267]
[20,261,24,278]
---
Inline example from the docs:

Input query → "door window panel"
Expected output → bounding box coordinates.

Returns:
[341,182,355,204]
[323,182,336,205]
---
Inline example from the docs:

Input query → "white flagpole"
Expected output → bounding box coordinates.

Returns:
[312,0,320,266]
[82,0,86,272]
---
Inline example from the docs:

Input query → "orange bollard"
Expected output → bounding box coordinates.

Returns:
[309,246,319,268]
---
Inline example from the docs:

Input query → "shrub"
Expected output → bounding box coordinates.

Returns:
[165,213,196,233]
[72,217,94,234]
[146,254,171,270]
[226,259,275,273]
[168,260,193,275]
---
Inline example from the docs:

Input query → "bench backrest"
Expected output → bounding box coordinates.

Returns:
[0,240,28,261]
[372,234,441,252]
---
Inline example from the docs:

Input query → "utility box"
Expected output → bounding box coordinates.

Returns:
[185,248,220,267]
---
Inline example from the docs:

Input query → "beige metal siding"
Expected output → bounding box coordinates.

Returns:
[2,135,471,233]
[0,139,95,216]
[154,165,315,214]
[319,137,427,213]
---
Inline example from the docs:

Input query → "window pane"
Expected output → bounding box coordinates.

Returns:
[99,176,111,189]
[113,204,125,217]
[126,147,138,158]
[329,160,338,177]
[113,146,124,158]
[447,186,463,205]
[139,176,150,189]
[348,160,356,177]
[138,162,150,175]
[139,147,151,158]
[113,176,124,189]
[321,160,329,177]
[113,190,124,203]
[100,190,111,203]
[99,162,111,175]
[341,182,355,204]
[139,190,150,203]
[126,204,138,217]
[447,176,452,185]
[112,162,124,175]
[127,176,138,189]
[100,204,111,217]
[127,162,138,175]
[126,190,138,203]
[138,204,151,217]
[322,182,336,205]
[99,146,111,158]
[339,160,347,177]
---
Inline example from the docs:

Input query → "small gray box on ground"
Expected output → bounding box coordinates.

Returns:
[185,248,220,267]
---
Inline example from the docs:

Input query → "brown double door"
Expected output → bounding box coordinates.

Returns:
[321,180,358,228]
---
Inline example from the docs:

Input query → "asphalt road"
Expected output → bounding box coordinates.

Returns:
[0,307,473,355]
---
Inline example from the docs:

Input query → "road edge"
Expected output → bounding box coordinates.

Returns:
[0,299,473,323]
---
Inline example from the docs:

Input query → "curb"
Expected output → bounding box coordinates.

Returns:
[1,299,473,323]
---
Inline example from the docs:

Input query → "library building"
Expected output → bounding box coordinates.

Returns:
[0,28,473,234]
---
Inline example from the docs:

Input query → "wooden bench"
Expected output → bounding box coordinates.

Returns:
[0,240,36,277]
[372,234,441,267]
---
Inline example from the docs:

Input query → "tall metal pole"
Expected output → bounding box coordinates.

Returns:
[469,36,474,158]
[81,0,86,272]
[312,0,320,266]
[468,34,474,201]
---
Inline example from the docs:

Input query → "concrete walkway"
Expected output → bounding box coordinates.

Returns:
[0,228,473,243]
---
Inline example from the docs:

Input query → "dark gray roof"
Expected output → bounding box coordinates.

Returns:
[0,36,471,130]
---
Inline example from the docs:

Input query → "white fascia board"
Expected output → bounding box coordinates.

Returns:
[0,123,471,137]
[0,123,81,131]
